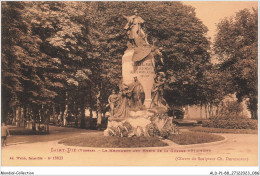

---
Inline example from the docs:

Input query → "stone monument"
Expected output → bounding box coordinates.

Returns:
[104,9,178,138]
[122,9,155,107]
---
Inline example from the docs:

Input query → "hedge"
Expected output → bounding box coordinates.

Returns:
[202,119,258,130]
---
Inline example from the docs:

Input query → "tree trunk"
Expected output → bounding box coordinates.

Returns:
[17,106,21,127]
[251,109,257,120]
[27,106,32,129]
[215,104,220,118]
[43,106,47,132]
[52,105,57,125]
[249,97,258,120]
[208,104,213,118]
[31,107,36,131]
[63,92,68,126]
[46,107,50,133]
[38,107,42,130]
[75,109,79,128]
[200,104,203,119]
[12,107,16,125]
[186,105,189,116]
[89,84,93,119]
[23,105,27,128]
[80,104,85,129]
[63,104,68,126]
[20,107,24,127]
[204,104,208,119]
[1,100,8,124]
[58,105,63,126]
[96,89,102,129]
[80,88,85,128]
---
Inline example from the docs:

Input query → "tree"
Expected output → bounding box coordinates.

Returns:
[2,1,25,123]
[85,2,212,109]
[1,2,58,128]
[214,8,258,119]
[2,1,215,129]
[25,2,93,127]
[1,2,93,129]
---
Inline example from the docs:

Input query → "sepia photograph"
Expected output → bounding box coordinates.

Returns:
[1,1,258,175]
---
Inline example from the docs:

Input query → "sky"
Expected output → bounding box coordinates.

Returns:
[182,1,258,41]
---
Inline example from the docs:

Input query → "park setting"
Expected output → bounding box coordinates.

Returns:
[1,1,258,167]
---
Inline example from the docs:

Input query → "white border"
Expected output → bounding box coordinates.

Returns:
[0,166,259,176]
[0,0,259,176]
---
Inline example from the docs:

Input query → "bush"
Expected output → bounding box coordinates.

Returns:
[85,118,97,129]
[160,129,171,139]
[189,126,258,134]
[203,100,258,129]
[214,100,247,119]
[146,123,160,137]
[202,119,258,130]
[151,113,179,138]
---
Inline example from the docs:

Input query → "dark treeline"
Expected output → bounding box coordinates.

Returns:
[1,2,257,131]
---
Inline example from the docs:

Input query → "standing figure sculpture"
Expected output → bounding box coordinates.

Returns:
[123,9,149,47]
[152,46,165,73]
[150,73,168,110]
[113,84,132,119]
[108,90,119,117]
[129,76,145,110]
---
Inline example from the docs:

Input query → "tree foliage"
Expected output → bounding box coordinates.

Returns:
[3,2,253,128]
[214,8,258,119]
[87,2,212,107]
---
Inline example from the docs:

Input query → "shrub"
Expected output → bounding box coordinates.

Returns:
[214,100,247,119]
[146,123,160,137]
[189,126,258,134]
[202,119,258,130]
[160,129,171,139]
[85,118,97,129]
[150,113,179,138]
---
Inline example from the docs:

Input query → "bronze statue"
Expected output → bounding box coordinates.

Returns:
[108,90,119,117]
[112,77,145,118]
[150,73,168,109]
[113,84,132,119]
[129,76,145,109]
[151,40,165,73]
[123,9,149,47]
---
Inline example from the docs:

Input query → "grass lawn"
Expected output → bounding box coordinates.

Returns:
[187,126,258,134]
[168,131,225,145]
[58,130,226,147]
[58,133,168,148]
[6,125,99,145]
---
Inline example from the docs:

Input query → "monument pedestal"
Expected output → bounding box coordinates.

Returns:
[104,109,179,137]
[104,44,176,138]
[104,12,175,137]
[122,47,155,108]
[144,99,152,108]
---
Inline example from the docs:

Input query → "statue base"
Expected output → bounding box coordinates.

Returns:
[144,99,152,108]
[104,109,179,137]
[122,47,155,108]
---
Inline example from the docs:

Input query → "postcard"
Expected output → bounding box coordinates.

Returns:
[1,1,258,175]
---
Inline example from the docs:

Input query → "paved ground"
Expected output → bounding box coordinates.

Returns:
[1,126,258,166]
